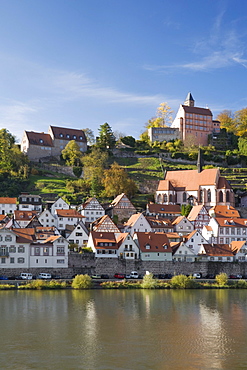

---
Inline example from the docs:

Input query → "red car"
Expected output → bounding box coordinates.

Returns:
[114,273,125,279]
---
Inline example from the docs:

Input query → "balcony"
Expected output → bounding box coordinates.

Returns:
[0,252,9,257]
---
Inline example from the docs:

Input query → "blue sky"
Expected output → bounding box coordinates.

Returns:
[1,0,247,142]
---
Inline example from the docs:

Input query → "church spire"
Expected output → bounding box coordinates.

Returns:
[184,92,194,107]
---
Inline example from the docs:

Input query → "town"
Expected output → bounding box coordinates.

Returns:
[1,93,247,280]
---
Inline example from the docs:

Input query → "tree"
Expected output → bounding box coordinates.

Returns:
[81,147,108,183]
[145,102,173,129]
[121,136,136,147]
[61,140,82,166]
[97,122,116,149]
[102,162,138,198]
[82,128,95,145]
[217,110,236,133]
[234,108,247,137]
[0,129,16,171]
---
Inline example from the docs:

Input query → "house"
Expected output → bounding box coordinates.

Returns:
[38,209,56,228]
[156,168,234,207]
[182,229,209,255]
[230,241,247,262]
[67,222,89,247]
[187,205,210,230]
[172,216,194,235]
[18,193,42,212]
[14,210,38,228]
[107,193,136,222]
[205,217,247,244]
[171,92,220,146]
[0,228,30,268]
[116,233,139,260]
[124,213,152,235]
[133,232,172,261]
[55,209,85,231]
[145,203,181,219]
[87,231,118,258]
[172,241,197,262]
[79,197,105,223]
[148,126,180,143]
[21,126,87,161]
[208,205,240,218]
[0,197,17,215]
[30,235,69,268]
[92,215,120,233]
[146,216,173,233]
[198,243,234,262]
[50,197,70,216]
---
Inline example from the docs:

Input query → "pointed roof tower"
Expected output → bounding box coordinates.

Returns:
[184,92,194,107]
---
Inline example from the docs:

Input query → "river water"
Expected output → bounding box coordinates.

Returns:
[1,289,247,370]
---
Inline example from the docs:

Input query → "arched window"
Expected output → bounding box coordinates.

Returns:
[164,194,168,203]
[157,194,162,203]
[199,190,203,203]
[183,192,187,203]
[226,191,230,203]
[219,191,223,203]
[207,189,211,202]
[169,194,173,203]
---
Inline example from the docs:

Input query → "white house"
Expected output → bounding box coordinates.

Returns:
[67,222,89,247]
[183,229,209,255]
[124,213,152,235]
[18,193,42,212]
[0,197,17,215]
[116,233,139,260]
[172,216,194,235]
[172,242,197,262]
[87,231,119,258]
[79,197,105,223]
[50,197,70,216]
[0,228,30,269]
[55,209,85,230]
[205,217,247,244]
[38,209,56,228]
[198,243,234,262]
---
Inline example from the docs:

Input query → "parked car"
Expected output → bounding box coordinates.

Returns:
[37,273,52,280]
[193,273,202,279]
[92,274,101,279]
[229,274,242,279]
[129,271,139,279]
[101,274,109,279]
[19,273,33,280]
[114,273,125,279]
[0,275,8,280]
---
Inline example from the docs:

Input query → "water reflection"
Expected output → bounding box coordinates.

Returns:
[1,289,247,369]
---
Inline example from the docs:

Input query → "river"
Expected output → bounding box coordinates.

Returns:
[1,289,247,369]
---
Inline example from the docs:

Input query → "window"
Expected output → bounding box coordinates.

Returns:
[57,259,65,264]
[10,257,14,263]
[43,247,49,256]
[183,192,187,203]
[18,257,25,263]
[18,246,25,253]
[59,133,63,138]
[9,246,16,253]
[5,235,12,242]
[35,247,40,256]
[219,191,223,202]
[207,189,211,202]
[57,246,65,255]
[1,257,6,263]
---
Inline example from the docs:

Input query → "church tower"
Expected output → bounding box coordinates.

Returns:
[184,92,194,107]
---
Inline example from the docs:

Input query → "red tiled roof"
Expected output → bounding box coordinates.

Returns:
[0,197,17,204]
[147,203,181,214]
[135,232,171,253]
[91,231,118,249]
[14,210,37,220]
[25,131,53,147]
[146,216,172,228]
[200,243,234,257]
[230,241,245,253]
[188,205,208,221]
[181,105,212,116]
[209,205,240,218]
[49,126,87,142]
[215,217,247,227]
[56,209,84,218]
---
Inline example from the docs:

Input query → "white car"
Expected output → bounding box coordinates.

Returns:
[193,273,202,279]
[129,271,139,279]
[20,273,33,280]
[37,273,52,279]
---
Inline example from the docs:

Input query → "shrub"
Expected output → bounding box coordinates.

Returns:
[215,273,228,287]
[234,279,247,289]
[72,274,92,289]
[73,166,83,178]
[141,273,158,289]
[0,284,15,290]
[170,274,199,289]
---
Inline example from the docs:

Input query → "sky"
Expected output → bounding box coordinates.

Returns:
[0,0,247,142]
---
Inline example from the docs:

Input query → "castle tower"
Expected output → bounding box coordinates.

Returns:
[184,92,194,107]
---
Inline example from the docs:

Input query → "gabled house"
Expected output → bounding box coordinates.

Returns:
[209,205,240,218]
[18,193,42,212]
[0,197,17,215]
[206,217,247,244]
[116,233,139,260]
[182,229,209,254]
[187,205,210,230]
[55,209,85,231]
[14,210,38,228]
[198,243,234,262]
[172,216,194,235]
[107,193,136,222]
[124,213,151,235]
[172,242,197,262]
[146,216,173,233]
[38,209,56,228]
[133,232,172,261]
[87,231,118,258]
[92,215,120,233]
[67,222,89,247]
[230,241,247,262]
[145,203,181,219]
[79,197,105,223]
[0,228,30,268]
[50,197,70,216]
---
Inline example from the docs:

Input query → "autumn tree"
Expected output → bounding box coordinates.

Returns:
[217,110,236,133]
[81,147,108,183]
[145,102,173,129]
[0,129,28,173]
[61,140,83,166]
[97,122,116,149]
[234,108,247,137]
[102,162,138,198]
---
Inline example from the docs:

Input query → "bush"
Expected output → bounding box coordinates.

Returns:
[72,274,92,289]
[73,166,83,178]
[234,279,247,289]
[170,274,199,289]
[215,273,228,286]
[141,273,158,289]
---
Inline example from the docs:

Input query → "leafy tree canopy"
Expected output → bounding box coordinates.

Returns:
[82,128,95,145]
[97,122,116,149]
[61,140,83,166]
[121,136,136,147]
[81,147,108,183]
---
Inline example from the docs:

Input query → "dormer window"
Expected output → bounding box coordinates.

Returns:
[66,134,70,139]
[145,244,150,249]
[73,135,77,139]
[79,136,83,140]
[59,133,63,138]
[40,139,43,143]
